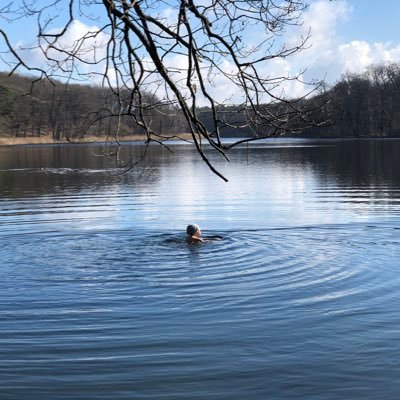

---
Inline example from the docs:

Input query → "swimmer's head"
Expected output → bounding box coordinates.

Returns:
[186,224,200,236]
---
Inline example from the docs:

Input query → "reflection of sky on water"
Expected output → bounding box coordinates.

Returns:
[1,139,400,235]
[118,142,400,231]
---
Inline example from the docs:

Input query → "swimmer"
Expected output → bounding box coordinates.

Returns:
[186,224,205,244]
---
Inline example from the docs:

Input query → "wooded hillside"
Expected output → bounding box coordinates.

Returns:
[0,72,188,140]
[1,63,400,141]
[305,63,400,138]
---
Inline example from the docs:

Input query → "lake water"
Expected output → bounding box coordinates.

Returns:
[1,139,400,399]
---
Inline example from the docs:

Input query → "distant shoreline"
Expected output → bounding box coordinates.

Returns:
[1,134,400,147]
[0,134,195,146]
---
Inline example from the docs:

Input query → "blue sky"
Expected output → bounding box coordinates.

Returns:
[337,0,400,44]
[3,1,399,44]
[1,0,400,100]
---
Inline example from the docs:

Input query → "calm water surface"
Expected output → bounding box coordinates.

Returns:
[1,139,400,399]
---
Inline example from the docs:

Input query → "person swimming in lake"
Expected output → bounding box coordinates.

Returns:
[186,224,205,243]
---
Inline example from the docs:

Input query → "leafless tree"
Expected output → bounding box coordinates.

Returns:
[0,0,329,181]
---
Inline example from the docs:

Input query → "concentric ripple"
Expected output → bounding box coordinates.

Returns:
[2,224,400,400]
[2,140,400,399]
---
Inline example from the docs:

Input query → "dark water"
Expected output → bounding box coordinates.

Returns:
[1,139,400,399]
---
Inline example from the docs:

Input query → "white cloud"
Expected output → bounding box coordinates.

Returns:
[300,0,351,53]
[6,0,400,103]
[286,0,352,83]
[103,0,358,104]
[335,41,400,74]
[280,0,400,92]
[8,20,112,83]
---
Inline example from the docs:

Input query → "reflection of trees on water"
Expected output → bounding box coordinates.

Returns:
[0,144,163,198]
[303,140,400,190]
[229,139,400,200]
[1,140,400,202]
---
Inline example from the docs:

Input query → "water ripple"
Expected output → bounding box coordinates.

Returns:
[3,141,400,399]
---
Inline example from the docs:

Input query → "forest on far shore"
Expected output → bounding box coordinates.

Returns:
[1,62,400,141]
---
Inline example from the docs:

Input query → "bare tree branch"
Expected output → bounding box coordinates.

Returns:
[0,0,332,180]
